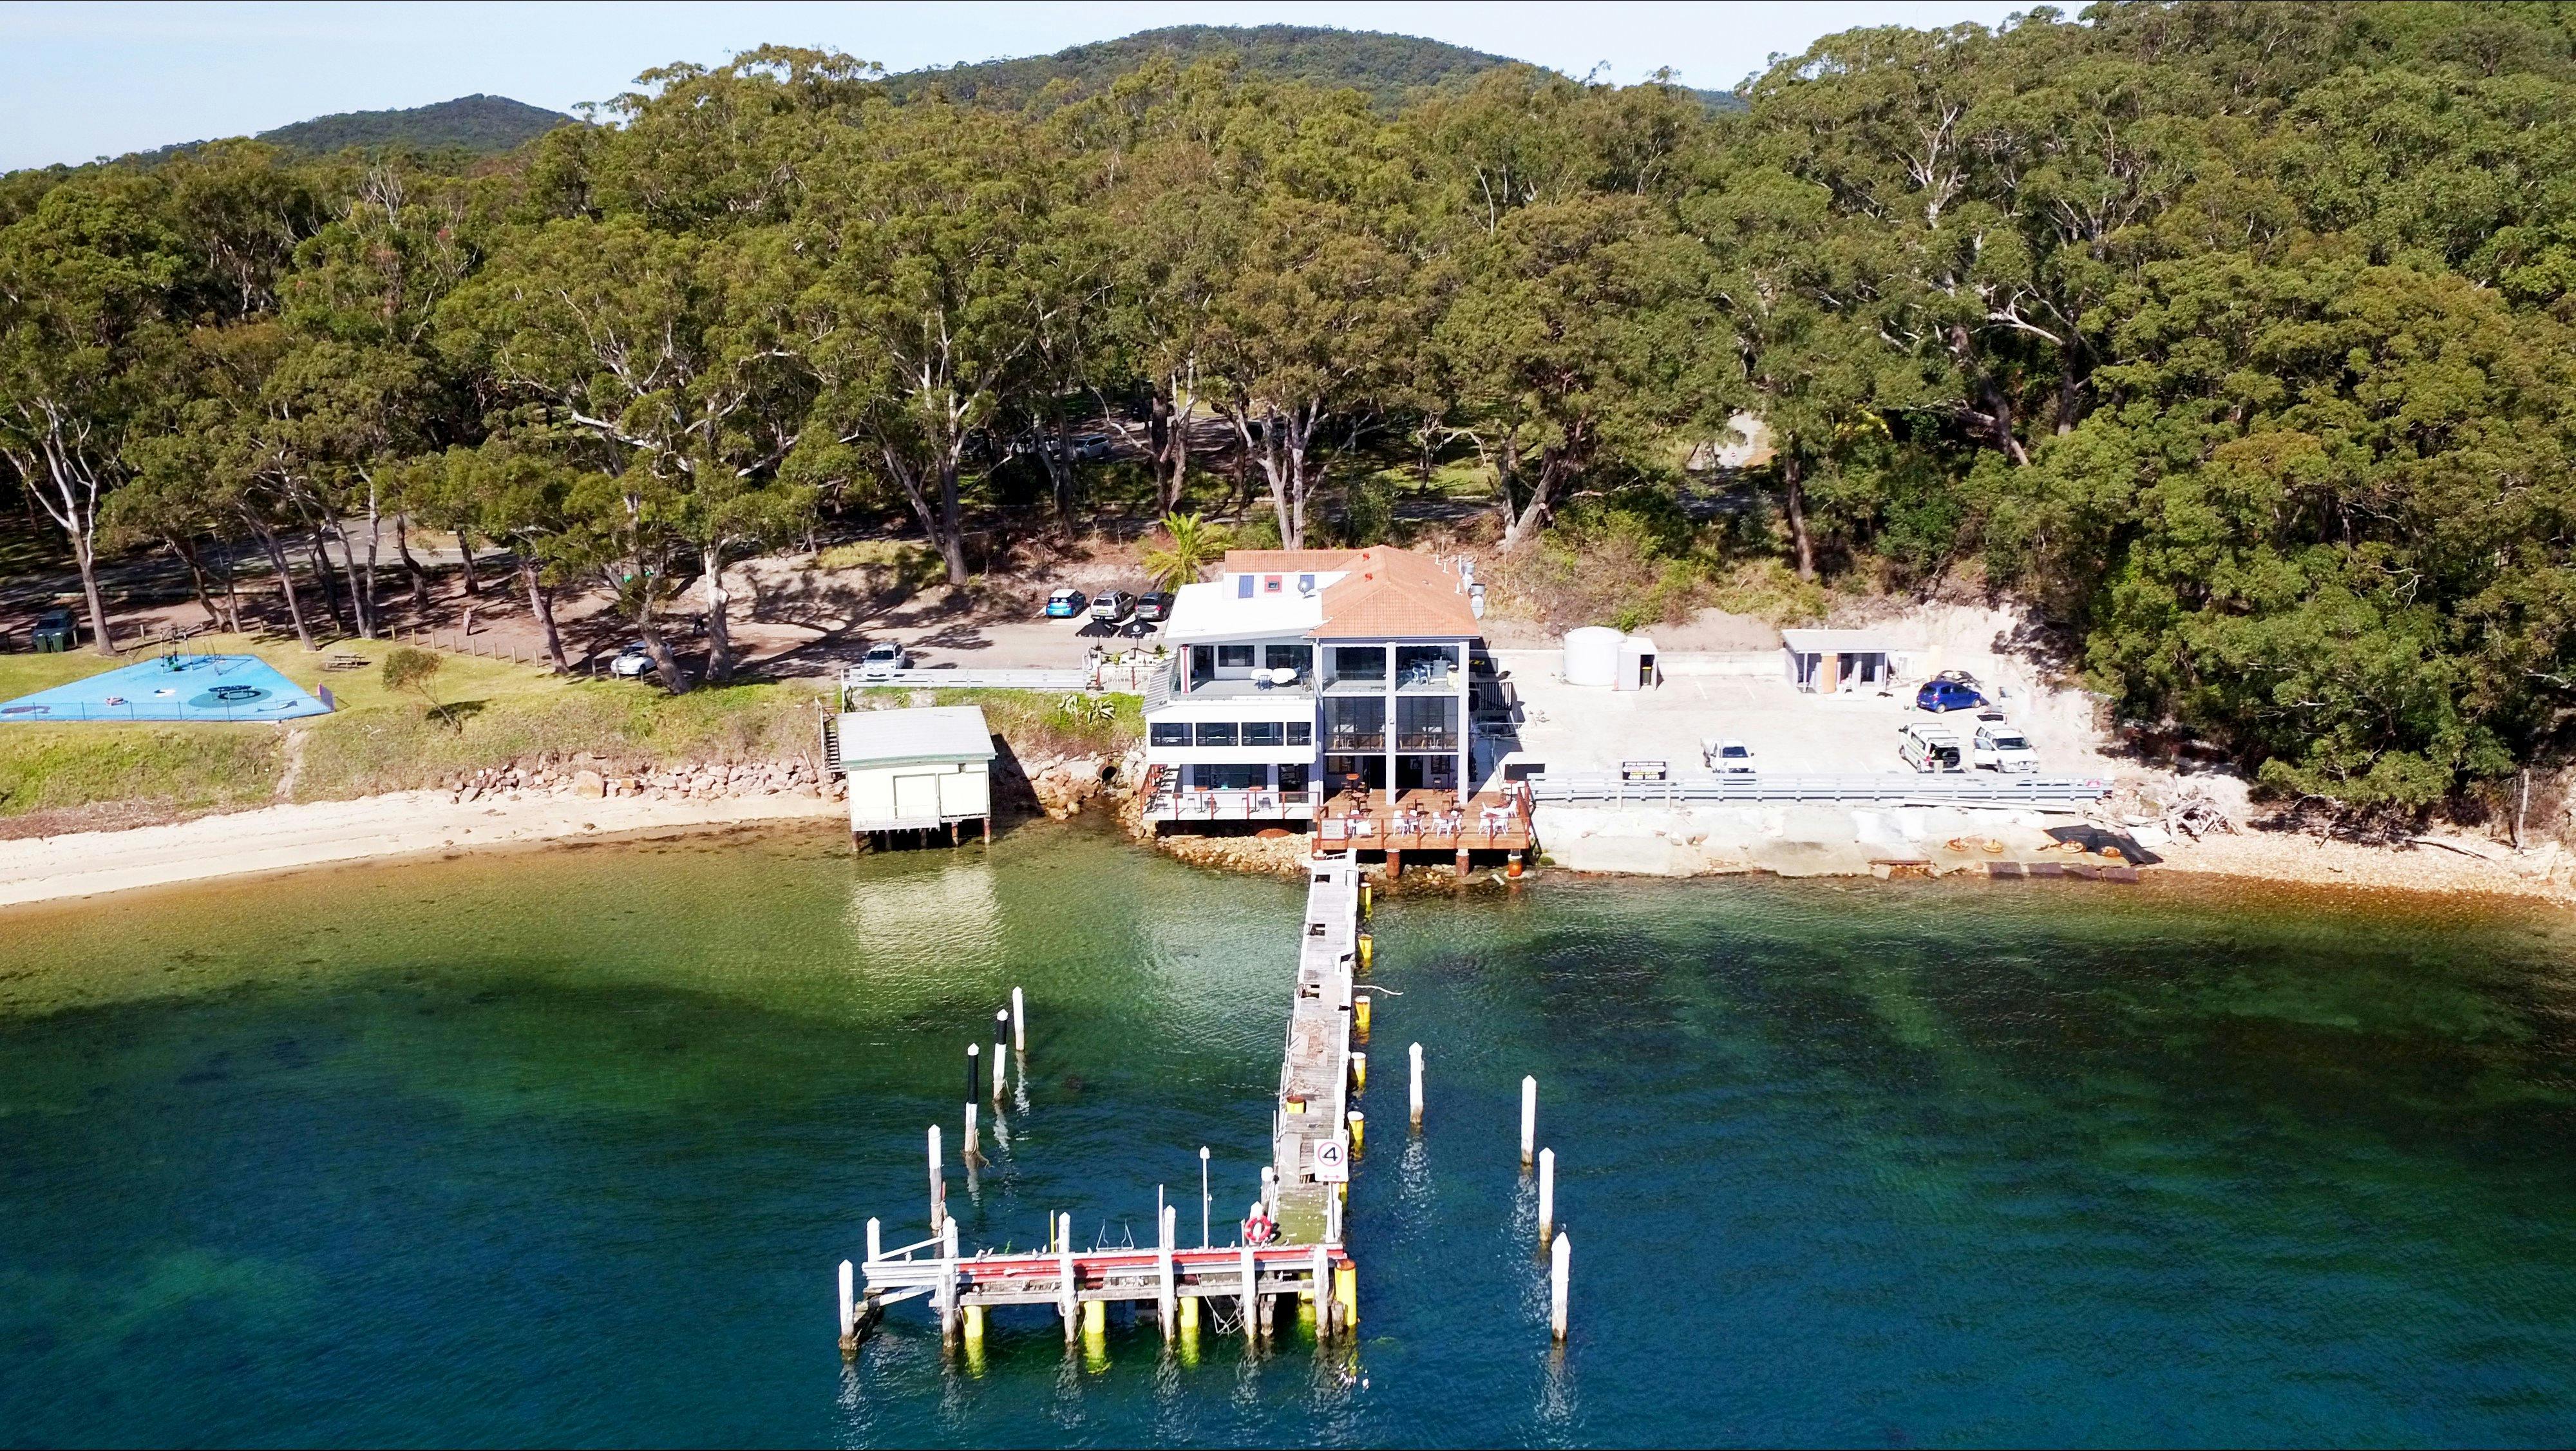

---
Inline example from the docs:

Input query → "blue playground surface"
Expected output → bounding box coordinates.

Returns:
[0,654,334,723]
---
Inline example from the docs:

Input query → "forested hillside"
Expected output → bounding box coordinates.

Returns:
[882,24,1531,108]
[254,95,573,155]
[7,3,2576,818]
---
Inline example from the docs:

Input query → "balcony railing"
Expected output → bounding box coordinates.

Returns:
[1325,730,1387,751]
[1396,731,1457,752]
[1146,786,1318,822]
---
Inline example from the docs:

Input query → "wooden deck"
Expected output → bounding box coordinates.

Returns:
[1311,784,1535,857]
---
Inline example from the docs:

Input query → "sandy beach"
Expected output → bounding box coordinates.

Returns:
[0,788,844,909]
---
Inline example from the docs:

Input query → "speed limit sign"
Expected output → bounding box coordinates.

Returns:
[1312,1137,1350,1183]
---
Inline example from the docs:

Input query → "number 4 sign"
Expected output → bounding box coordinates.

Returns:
[1312,1137,1349,1183]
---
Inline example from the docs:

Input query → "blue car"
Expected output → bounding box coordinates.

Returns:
[1043,587,1086,619]
[1916,679,1986,712]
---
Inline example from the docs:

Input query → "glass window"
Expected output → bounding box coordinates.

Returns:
[1202,763,1263,790]
[1218,645,1255,668]
[1397,644,1459,686]
[1236,574,1254,598]
[1265,644,1308,672]
[1195,721,1237,746]
[1332,646,1386,681]
[1263,574,1283,594]
[1297,573,1316,595]
[1286,721,1312,746]
[1278,763,1309,794]
[1150,722,1189,747]
[1243,721,1283,746]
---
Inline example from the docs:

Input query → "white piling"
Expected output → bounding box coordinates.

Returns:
[1011,987,1027,1050]
[938,1215,960,1340]
[965,1100,979,1154]
[1549,1229,1571,1342]
[1159,1204,1179,1340]
[992,1010,1010,1100]
[1537,1147,1555,1238]
[1312,1242,1334,1338]
[1240,1241,1258,1340]
[1409,1041,1425,1128]
[866,1217,881,1263]
[928,1124,944,1231]
[1057,1211,1077,1340]
[838,1258,855,1337]
[1520,1075,1537,1167]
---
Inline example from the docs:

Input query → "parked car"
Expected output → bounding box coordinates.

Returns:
[1916,678,1987,712]
[855,641,913,681]
[1134,591,1172,623]
[1043,586,1087,618]
[607,642,656,679]
[1701,737,1756,773]
[1070,433,1115,462]
[30,607,77,652]
[1898,721,1966,773]
[1971,721,2039,772]
[1090,589,1136,622]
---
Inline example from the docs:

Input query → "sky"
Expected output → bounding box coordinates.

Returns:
[1,0,2032,173]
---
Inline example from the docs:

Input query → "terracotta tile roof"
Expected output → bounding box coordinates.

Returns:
[1313,550,1481,640]
[1220,549,1365,574]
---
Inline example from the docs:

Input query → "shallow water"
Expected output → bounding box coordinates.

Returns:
[3,822,2575,1446]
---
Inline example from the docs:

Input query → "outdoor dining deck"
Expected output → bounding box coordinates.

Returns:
[1310,784,1535,862]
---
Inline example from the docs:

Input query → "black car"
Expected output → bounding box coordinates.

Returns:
[1134,591,1172,623]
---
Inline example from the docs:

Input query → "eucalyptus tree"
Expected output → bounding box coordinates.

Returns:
[440,218,815,685]
[799,102,1063,583]
[0,173,189,653]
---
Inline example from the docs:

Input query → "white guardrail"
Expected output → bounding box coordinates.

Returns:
[1527,772,2112,805]
[842,665,1155,694]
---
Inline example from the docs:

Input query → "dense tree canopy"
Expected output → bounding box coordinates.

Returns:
[10,4,2576,815]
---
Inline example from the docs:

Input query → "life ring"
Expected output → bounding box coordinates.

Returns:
[1242,1212,1276,1246]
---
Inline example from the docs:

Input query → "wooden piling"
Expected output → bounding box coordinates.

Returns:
[938,1216,960,1344]
[1348,1109,1365,1158]
[1158,1204,1178,1340]
[1409,1043,1425,1128]
[1240,1242,1258,1341]
[1312,1242,1334,1339]
[1537,1147,1555,1240]
[1520,1076,1537,1168]
[1549,1229,1571,1342]
[837,1258,856,1344]
[1350,1050,1367,1091]
[1011,987,1027,1051]
[866,1217,880,1264]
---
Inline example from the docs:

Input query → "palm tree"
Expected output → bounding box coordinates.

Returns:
[1142,511,1229,590]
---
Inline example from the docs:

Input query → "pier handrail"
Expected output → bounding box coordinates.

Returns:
[1526,771,2112,805]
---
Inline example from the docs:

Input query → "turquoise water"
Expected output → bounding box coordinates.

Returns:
[3,821,2574,1445]
[0,653,332,723]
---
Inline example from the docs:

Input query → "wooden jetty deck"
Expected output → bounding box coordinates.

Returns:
[839,857,1371,1352]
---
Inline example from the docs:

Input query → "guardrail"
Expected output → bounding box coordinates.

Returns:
[1526,772,2112,805]
[842,664,1156,694]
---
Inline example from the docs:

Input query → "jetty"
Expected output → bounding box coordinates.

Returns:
[839,857,1370,1351]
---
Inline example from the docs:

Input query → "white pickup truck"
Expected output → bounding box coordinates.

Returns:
[1970,719,2038,772]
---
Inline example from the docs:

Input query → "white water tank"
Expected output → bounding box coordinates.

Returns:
[1562,627,1622,687]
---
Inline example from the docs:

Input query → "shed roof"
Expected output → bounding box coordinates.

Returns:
[1780,628,1913,654]
[834,706,997,767]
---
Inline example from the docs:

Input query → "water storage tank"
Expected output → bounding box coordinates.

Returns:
[1562,627,1622,687]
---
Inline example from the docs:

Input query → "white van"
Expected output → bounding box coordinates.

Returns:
[1898,722,1965,773]
[1971,721,2038,772]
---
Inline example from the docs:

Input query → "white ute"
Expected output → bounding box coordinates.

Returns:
[1971,720,2038,772]
[1701,737,1756,773]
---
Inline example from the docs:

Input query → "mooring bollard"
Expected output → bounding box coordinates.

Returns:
[1159,1204,1179,1341]
[1354,993,1372,1036]
[965,1100,979,1157]
[865,1217,881,1264]
[1520,1076,1537,1168]
[837,1258,856,1342]
[1348,1109,1365,1157]
[1011,987,1027,1051]
[1537,1147,1555,1240]
[1550,1229,1571,1342]
[965,1043,980,1106]
[1350,1050,1367,1091]
[938,1215,960,1343]
[1410,1042,1425,1128]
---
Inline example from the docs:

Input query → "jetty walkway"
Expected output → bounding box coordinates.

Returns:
[838,857,1370,1351]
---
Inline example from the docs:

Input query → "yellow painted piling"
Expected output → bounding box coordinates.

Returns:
[1179,1295,1199,1332]
[1083,1298,1106,1334]
[1358,933,1374,970]
[1350,1050,1367,1090]
[1360,880,1372,917]
[1348,1110,1365,1157]
[1335,1264,1358,1327]
[963,1304,985,1343]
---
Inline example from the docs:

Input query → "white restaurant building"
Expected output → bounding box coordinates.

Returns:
[1142,548,1486,827]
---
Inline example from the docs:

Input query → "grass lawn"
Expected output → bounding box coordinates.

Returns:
[0,636,833,822]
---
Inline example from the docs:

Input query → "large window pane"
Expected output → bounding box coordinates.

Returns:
[1195,721,1238,746]
[1264,644,1309,672]
[1218,644,1255,668]
[1332,647,1385,681]
[1244,721,1283,746]
[1150,721,1189,747]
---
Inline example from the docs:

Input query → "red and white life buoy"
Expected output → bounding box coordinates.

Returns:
[1242,1211,1276,1246]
